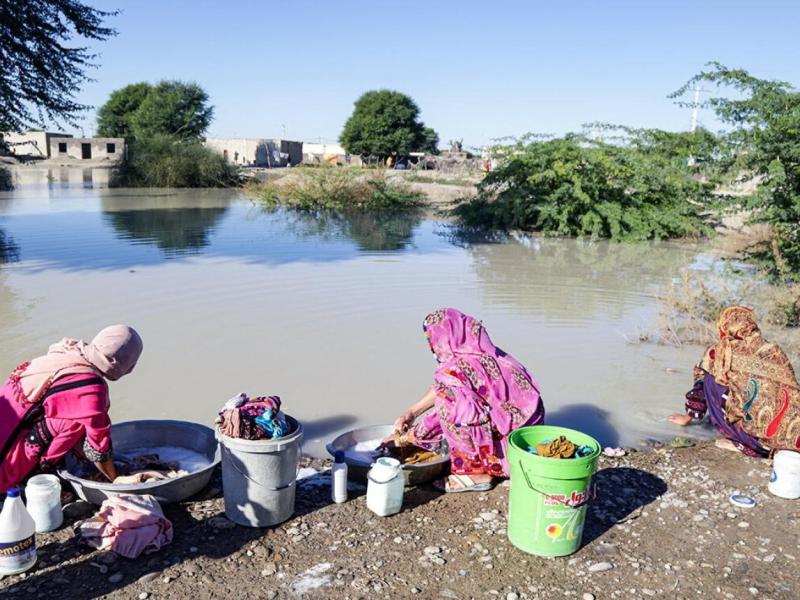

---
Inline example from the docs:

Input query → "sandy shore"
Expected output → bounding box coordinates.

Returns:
[1,441,796,600]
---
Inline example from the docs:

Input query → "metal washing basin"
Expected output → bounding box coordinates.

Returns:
[59,419,220,505]
[326,424,449,486]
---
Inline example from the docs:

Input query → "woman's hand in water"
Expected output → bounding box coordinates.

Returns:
[668,414,693,426]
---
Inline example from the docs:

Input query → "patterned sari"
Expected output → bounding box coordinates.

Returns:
[410,308,545,477]
[685,306,800,454]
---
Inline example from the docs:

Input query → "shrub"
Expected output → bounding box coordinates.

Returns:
[0,166,11,191]
[246,167,424,210]
[454,131,716,241]
[112,135,239,188]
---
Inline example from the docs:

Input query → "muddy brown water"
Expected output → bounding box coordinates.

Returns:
[0,172,716,455]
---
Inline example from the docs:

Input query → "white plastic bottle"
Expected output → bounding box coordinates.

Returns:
[366,457,404,517]
[24,474,63,533]
[0,487,38,576]
[331,450,348,504]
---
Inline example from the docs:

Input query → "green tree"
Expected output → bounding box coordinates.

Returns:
[0,0,117,131]
[96,82,152,137]
[339,90,438,157]
[419,127,440,154]
[673,63,800,280]
[128,81,213,140]
[455,131,715,241]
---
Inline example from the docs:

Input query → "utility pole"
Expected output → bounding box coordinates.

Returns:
[281,124,286,139]
[689,86,710,132]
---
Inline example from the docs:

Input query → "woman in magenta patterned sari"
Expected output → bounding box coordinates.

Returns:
[390,308,545,492]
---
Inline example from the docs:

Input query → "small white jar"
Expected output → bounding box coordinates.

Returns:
[366,457,404,517]
[769,450,800,499]
[24,474,63,533]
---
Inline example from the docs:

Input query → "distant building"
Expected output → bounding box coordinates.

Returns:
[1,131,71,158]
[302,142,361,166]
[204,138,303,167]
[49,137,125,161]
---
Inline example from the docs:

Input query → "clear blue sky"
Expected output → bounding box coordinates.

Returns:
[72,0,800,148]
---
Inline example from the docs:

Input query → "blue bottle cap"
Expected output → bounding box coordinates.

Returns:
[6,487,20,498]
[729,493,756,508]
[334,450,345,463]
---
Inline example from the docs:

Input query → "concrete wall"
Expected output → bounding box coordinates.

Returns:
[50,137,125,161]
[301,142,361,166]
[205,138,303,167]
[2,131,70,158]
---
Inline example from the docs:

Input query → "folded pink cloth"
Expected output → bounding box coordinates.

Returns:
[77,494,173,559]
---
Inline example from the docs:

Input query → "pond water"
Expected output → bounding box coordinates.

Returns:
[0,174,716,455]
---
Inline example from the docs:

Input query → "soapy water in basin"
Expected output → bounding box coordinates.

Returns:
[117,446,212,473]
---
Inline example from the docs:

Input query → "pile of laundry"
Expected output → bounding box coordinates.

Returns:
[216,393,290,440]
[77,494,173,559]
[527,435,594,459]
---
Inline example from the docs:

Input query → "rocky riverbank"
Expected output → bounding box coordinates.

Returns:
[1,441,797,600]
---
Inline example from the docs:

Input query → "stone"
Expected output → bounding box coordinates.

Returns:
[261,562,277,577]
[738,521,750,529]
[480,512,498,522]
[423,546,442,556]
[588,562,614,573]
[108,572,124,584]
[506,593,520,600]
[138,594,149,600]
[393,536,403,544]
[583,594,596,600]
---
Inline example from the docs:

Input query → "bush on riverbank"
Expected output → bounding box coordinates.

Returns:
[0,166,11,191]
[112,135,239,188]
[246,167,424,210]
[454,130,717,241]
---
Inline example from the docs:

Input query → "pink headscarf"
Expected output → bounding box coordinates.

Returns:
[15,325,143,403]
[423,308,544,437]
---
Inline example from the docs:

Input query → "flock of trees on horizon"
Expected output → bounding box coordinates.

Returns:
[1,1,800,283]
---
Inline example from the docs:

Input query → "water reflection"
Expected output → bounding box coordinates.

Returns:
[101,193,230,256]
[270,207,425,252]
[464,234,698,321]
[0,230,19,264]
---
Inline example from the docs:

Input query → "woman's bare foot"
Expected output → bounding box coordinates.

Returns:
[714,438,740,452]
[435,473,493,493]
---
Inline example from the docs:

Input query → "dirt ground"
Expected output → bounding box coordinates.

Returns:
[1,441,797,600]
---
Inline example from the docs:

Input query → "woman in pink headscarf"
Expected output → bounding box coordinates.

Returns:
[0,325,143,493]
[389,308,544,492]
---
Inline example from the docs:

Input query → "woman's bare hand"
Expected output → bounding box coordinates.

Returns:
[393,410,415,434]
[668,414,693,426]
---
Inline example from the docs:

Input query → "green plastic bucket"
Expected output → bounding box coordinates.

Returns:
[507,425,600,557]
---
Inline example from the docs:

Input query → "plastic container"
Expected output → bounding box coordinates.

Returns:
[507,425,600,557]
[331,450,348,504]
[217,415,303,527]
[24,475,63,533]
[0,488,37,575]
[366,457,404,517]
[769,450,800,499]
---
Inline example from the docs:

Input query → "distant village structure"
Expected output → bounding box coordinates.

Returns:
[1,131,125,162]
[204,138,302,167]
[2,131,68,158]
[49,137,125,161]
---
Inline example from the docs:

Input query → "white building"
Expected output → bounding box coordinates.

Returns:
[1,131,71,158]
[204,138,303,167]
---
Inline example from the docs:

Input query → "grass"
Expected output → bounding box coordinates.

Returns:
[245,166,424,210]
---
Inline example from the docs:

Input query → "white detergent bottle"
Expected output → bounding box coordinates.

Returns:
[331,450,348,504]
[0,487,37,576]
[366,457,404,517]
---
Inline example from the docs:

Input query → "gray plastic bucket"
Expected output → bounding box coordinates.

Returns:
[216,415,303,527]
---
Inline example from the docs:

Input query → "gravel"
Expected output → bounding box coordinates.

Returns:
[1,443,795,599]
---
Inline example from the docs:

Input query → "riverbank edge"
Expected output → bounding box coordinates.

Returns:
[0,440,796,599]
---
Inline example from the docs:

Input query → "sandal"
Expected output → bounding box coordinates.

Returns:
[434,474,493,493]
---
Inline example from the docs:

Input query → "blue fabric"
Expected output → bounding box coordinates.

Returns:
[254,410,289,439]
